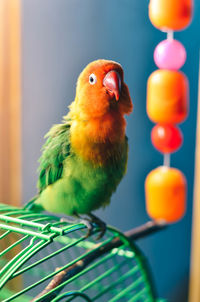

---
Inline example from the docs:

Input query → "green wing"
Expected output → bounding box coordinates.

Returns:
[37,120,71,193]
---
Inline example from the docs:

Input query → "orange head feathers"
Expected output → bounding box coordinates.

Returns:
[70,59,133,120]
[68,59,133,164]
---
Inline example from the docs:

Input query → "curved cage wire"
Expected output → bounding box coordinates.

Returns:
[0,203,165,302]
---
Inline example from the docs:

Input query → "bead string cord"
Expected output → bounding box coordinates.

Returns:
[163,153,170,167]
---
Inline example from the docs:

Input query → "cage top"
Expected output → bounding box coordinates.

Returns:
[0,203,159,302]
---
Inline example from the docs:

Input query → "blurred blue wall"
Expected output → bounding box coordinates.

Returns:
[21,0,200,300]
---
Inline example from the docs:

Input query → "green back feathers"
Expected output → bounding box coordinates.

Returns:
[37,120,71,193]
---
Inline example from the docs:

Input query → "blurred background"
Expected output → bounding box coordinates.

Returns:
[1,0,200,301]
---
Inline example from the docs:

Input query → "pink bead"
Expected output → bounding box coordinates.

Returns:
[154,39,186,70]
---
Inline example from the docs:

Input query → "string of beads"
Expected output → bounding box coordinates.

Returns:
[145,0,193,223]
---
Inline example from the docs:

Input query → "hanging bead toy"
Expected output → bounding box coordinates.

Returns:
[145,0,193,223]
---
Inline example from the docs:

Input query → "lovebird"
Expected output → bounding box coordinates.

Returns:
[26,59,133,238]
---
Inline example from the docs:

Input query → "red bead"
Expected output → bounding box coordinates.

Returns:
[151,124,183,153]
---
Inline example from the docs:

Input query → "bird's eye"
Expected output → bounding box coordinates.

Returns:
[89,74,97,85]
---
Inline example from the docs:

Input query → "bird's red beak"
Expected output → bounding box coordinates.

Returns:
[103,70,121,101]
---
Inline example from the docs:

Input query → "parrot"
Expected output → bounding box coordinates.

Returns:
[25,59,133,238]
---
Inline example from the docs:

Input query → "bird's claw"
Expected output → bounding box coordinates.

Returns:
[80,219,94,238]
[95,221,106,240]
[89,214,107,240]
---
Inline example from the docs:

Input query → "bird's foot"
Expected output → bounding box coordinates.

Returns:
[60,216,94,238]
[60,217,80,224]
[88,213,107,240]
[60,214,106,240]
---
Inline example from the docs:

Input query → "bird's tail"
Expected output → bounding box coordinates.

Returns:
[23,196,43,212]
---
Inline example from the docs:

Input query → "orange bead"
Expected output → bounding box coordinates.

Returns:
[145,166,186,223]
[147,70,189,124]
[149,0,193,31]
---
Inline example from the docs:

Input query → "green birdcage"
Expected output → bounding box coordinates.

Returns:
[0,203,166,302]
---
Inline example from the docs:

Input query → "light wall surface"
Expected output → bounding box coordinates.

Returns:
[21,1,200,300]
